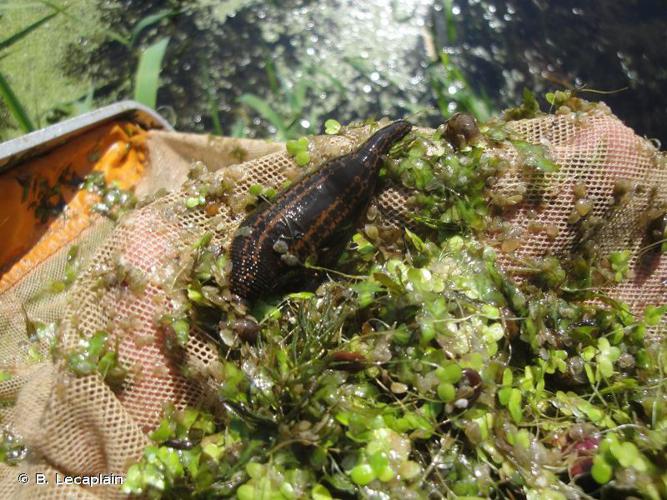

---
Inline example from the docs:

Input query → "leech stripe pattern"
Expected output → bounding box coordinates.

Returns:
[230,120,412,302]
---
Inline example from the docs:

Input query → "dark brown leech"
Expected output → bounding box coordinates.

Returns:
[230,120,412,302]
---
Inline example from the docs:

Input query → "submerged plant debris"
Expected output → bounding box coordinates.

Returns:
[58,97,666,499]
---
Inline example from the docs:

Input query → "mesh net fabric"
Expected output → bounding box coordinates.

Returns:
[0,107,664,498]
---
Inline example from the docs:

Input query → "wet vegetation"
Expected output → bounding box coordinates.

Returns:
[1,1,666,143]
[1,2,665,498]
[113,98,666,498]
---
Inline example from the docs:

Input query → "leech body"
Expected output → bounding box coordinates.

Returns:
[230,120,412,302]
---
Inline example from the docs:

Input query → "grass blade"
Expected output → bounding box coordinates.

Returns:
[442,0,457,44]
[206,86,222,136]
[0,11,58,51]
[0,71,35,132]
[133,37,170,109]
[130,9,179,47]
[238,93,287,139]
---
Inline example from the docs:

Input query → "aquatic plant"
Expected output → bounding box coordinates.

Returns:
[0,2,178,136]
[118,106,667,499]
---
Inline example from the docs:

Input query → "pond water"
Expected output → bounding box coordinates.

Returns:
[0,0,665,144]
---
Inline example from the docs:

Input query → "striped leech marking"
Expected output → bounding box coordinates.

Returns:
[230,120,412,303]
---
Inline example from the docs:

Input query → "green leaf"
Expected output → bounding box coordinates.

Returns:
[512,140,559,172]
[324,119,341,135]
[130,9,178,47]
[87,331,108,359]
[286,291,315,301]
[350,463,375,486]
[0,11,58,51]
[286,138,305,155]
[206,84,222,136]
[352,281,384,308]
[171,319,190,347]
[437,382,456,402]
[150,419,175,443]
[404,228,427,253]
[237,484,257,500]
[295,150,310,166]
[591,455,613,484]
[502,368,513,386]
[643,305,667,326]
[239,94,287,139]
[608,250,631,282]
[158,446,184,478]
[521,88,539,115]
[134,37,170,109]
[508,388,523,423]
[311,484,332,500]
[435,363,462,384]
[0,71,34,132]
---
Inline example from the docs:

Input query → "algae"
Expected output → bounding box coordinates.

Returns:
[0,0,112,139]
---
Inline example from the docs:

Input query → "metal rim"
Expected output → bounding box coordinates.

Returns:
[0,101,173,172]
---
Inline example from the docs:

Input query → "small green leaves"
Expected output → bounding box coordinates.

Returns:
[589,433,651,487]
[185,195,206,209]
[596,337,621,379]
[350,463,375,485]
[502,88,541,120]
[497,368,523,423]
[286,136,310,165]
[437,382,456,402]
[545,90,572,107]
[285,136,308,155]
[591,455,613,484]
[120,111,664,499]
[324,119,342,135]
[351,281,384,308]
[507,388,523,423]
[435,362,462,384]
[311,484,333,500]
[67,331,126,388]
[249,183,277,200]
[644,304,667,326]
[0,430,27,466]
[512,140,559,172]
[608,250,632,282]
[295,150,310,166]
[170,318,190,347]
[404,228,427,253]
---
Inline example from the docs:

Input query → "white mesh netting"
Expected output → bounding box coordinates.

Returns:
[0,106,664,498]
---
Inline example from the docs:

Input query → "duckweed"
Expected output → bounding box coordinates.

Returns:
[286,136,310,166]
[116,103,666,498]
[67,330,126,389]
[83,171,137,220]
[324,119,341,135]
